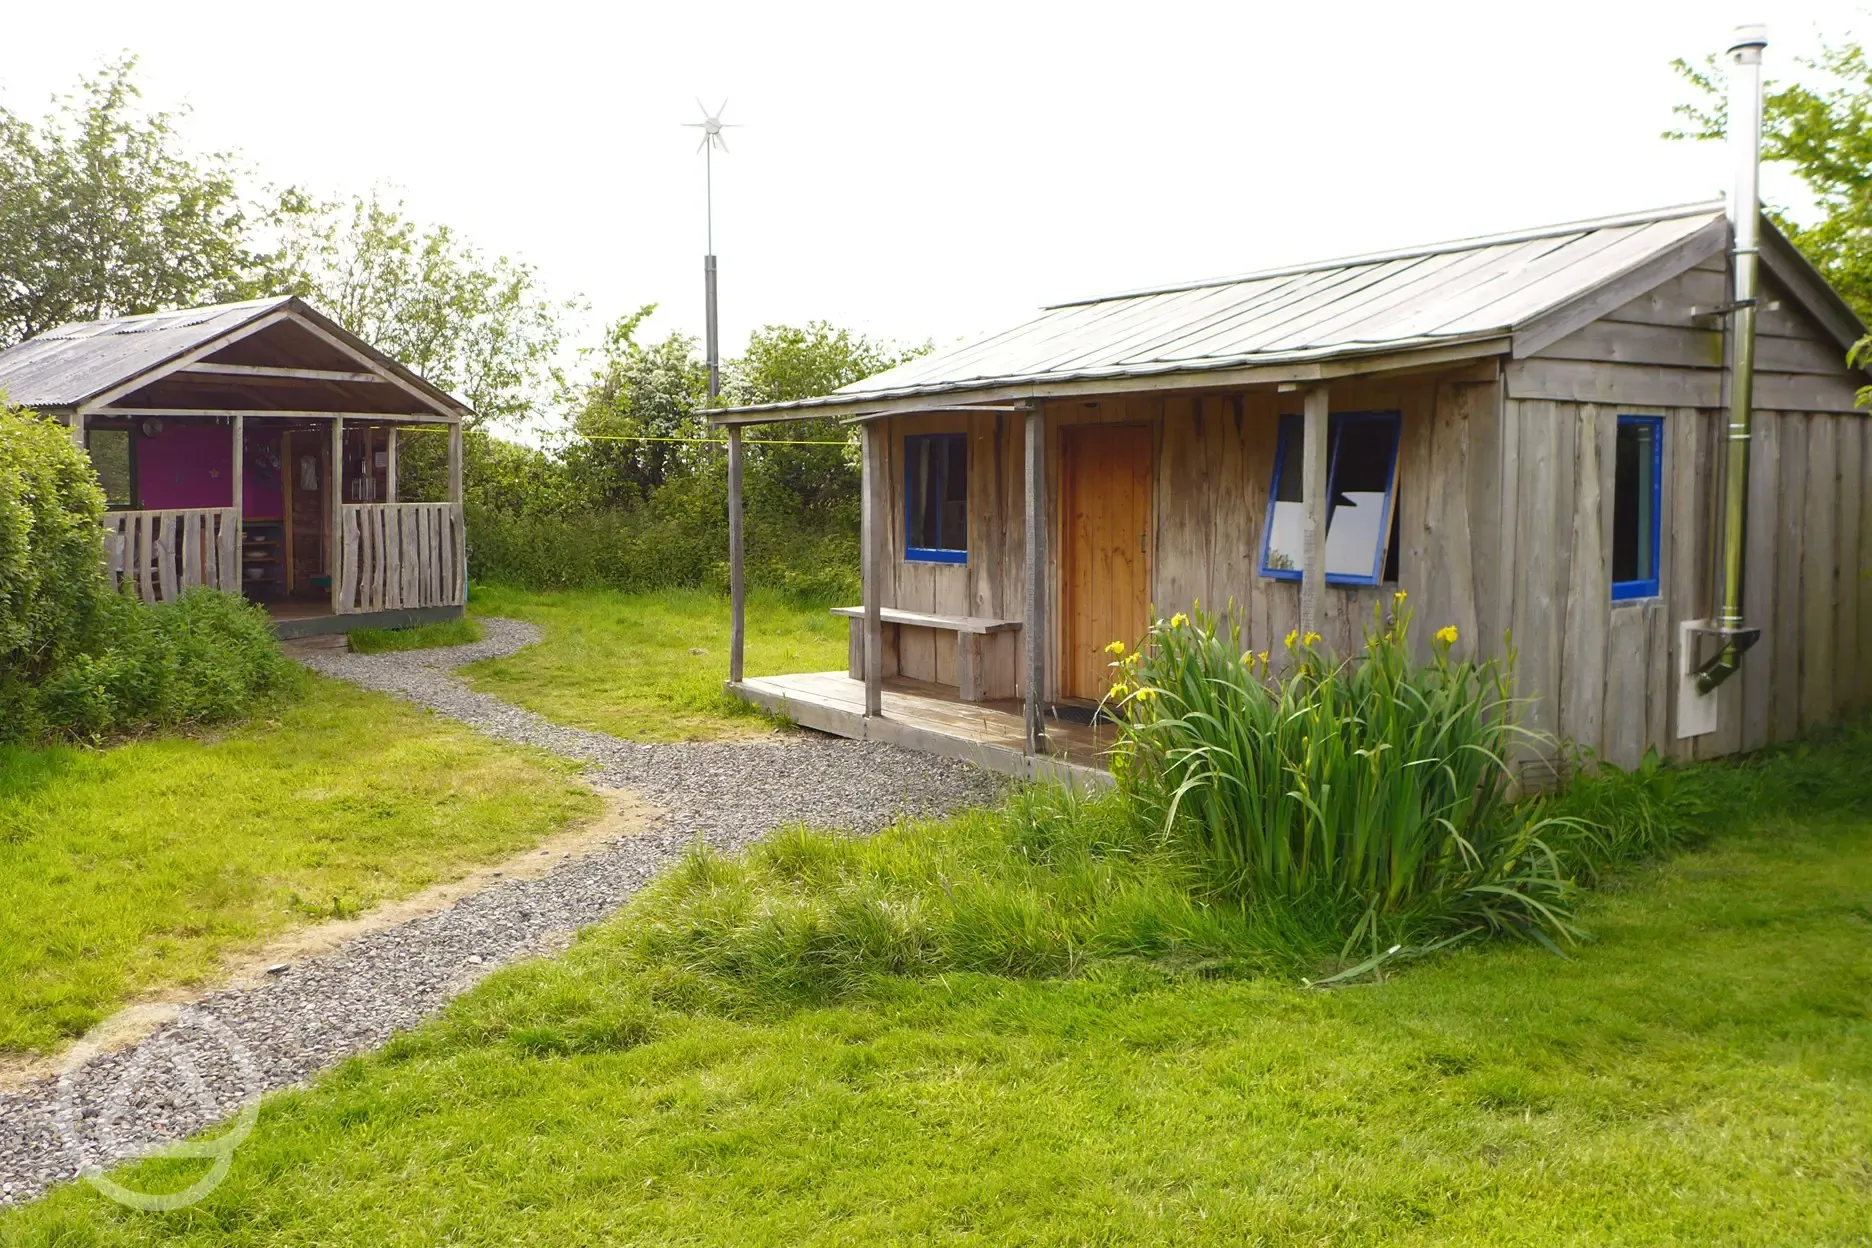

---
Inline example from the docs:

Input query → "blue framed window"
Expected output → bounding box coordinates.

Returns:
[1260,410,1402,585]
[904,433,968,564]
[1612,415,1663,600]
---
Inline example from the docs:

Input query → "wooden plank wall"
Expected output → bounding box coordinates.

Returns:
[336,501,466,613]
[1507,250,1872,766]
[879,365,1503,698]
[102,508,240,603]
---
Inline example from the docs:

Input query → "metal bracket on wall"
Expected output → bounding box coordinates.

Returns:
[1676,619,1764,737]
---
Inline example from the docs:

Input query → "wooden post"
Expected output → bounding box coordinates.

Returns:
[230,414,244,592]
[447,421,464,506]
[1299,384,1330,636]
[862,421,886,718]
[1024,404,1048,754]
[330,416,344,614]
[385,427,399,503]
[726,424,746,685]
[67,411,86,449]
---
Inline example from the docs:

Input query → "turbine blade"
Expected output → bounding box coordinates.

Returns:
[695,96,710,116]
[696,135,709,153]
[713,133,730,153]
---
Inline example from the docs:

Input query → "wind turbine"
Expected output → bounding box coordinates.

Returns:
[684,100,737,400]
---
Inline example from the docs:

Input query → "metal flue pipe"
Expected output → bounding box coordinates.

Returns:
[1698,22,1769,694]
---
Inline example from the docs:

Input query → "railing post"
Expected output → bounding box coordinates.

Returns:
[385,427,399,503]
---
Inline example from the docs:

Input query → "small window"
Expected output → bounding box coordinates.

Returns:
[1260,411,1401,585]
[1612,415,1662,600]
[87,428,136,509]
[905,433,968,563]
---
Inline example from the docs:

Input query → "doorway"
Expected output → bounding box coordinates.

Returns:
[284,429,331,599]
[1059,423,1153,701]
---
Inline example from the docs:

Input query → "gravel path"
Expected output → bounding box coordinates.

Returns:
[0,618,1001,1208]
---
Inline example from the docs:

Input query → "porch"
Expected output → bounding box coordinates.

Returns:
[732,670,1113,785]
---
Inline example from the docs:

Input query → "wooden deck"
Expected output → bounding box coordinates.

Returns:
[731,671,1114,785]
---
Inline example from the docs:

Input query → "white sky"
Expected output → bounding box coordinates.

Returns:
[3,0,1864,371]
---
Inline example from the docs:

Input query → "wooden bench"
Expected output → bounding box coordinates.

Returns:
[831,607,1022,702]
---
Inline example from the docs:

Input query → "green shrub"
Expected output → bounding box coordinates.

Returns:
[1110,600,1576,954]
[0,405,299,743]
[0,404,110,683]
[33,589,298,741]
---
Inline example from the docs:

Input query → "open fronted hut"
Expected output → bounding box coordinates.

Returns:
[710,196,1870,784]
[0,296,470,637]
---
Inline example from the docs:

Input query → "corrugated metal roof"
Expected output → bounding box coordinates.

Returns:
[0,298,292,409]
[0,296,473,420]
[714,202,1733,420]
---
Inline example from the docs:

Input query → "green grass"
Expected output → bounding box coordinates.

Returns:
[460,584,848,741]
[10,729,1870,1244]
[346,616,485,654]
[0,678,599,1056]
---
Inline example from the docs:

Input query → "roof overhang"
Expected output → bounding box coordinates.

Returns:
[7,297,472,424]
[709,335,1511,426]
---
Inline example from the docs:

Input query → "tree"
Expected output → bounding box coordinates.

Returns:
[1672,37,1872,406]
[0,56,265,345]
[721,321,929,520]
[560,308,712,508]
[271,190,571,431]
[1669,39,1872,321]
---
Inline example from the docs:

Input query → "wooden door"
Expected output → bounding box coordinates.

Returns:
[1061,424,1153,701]
[285,431,330,595]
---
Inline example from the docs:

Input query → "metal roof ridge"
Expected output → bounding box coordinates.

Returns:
[1043,200,1729,309]
[35,295,295,339]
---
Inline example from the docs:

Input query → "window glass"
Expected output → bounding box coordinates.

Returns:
[941,433,969,546]
[905,433,967,561]
[1324,418,1398,579]
[1612,416,1661,597]
[88,429,134,508]
[1260,412,1399,584]
[1263,417,1305,573]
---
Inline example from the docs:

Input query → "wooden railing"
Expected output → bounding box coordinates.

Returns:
[102,508,240,602]
[338,502,465,613]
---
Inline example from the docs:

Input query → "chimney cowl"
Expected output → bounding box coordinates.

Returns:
[1728,24,1768,54]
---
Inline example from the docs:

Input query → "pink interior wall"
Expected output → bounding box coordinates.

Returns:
[132,422,284,519]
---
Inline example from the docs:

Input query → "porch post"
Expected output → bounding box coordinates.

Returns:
[447,421,463,505]
[864,417,887,718]
[1023,403,1048,754]
[1299,384,1329,636]
[229,414,244,592]
[67,411,85,449]
[726,424,746,684]
[330,416,344,614]
[385,428,399,503]
[862,420,885,719]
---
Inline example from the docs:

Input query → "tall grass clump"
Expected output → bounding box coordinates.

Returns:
[1111,599,1576,956]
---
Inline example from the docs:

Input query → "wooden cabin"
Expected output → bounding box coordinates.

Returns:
[0,297,469,638]
[711,202,1871,783]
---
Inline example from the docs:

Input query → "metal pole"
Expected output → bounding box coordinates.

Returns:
[1700,23,1768,694]
[704,139,720,401]
[230,414,244,592]
[726,424,746,684]
[329,416,344,615]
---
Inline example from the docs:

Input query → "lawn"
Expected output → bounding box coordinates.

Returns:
[346,616,485,654]
[0,677,599,1057]
[460,584,847,741]
[10,731,1869,1245]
